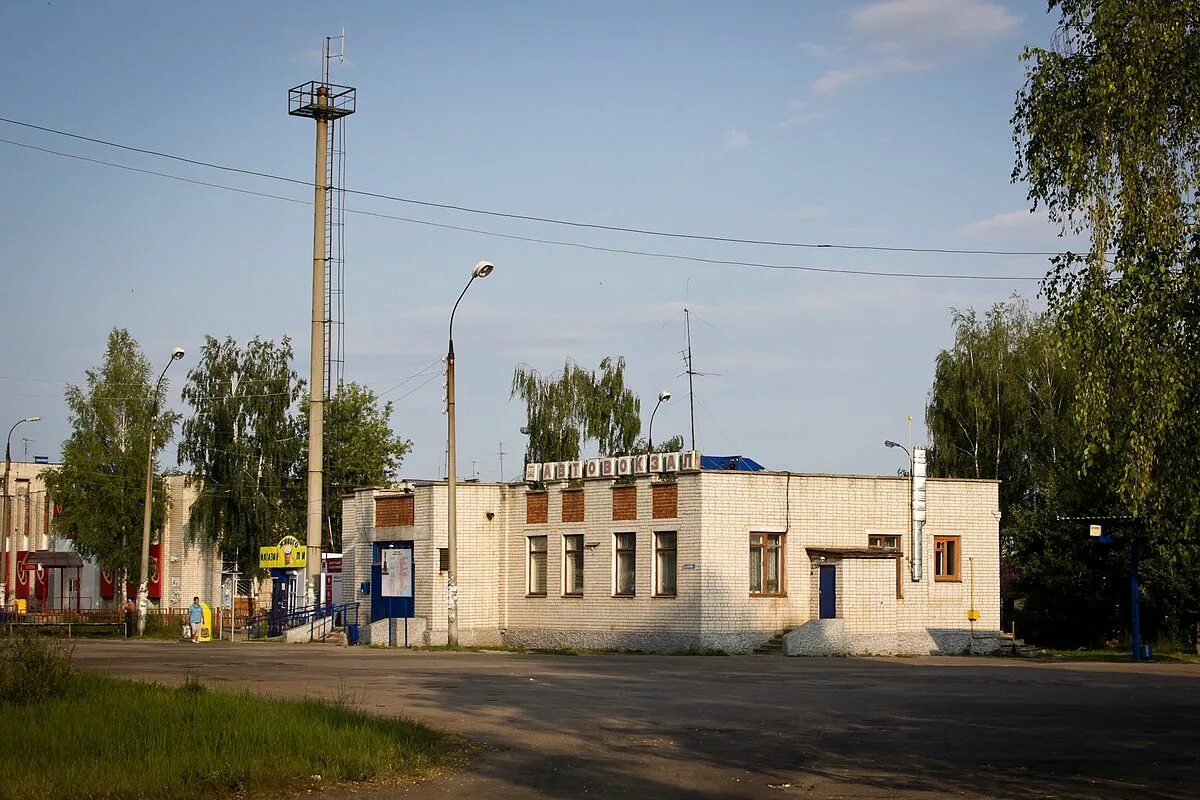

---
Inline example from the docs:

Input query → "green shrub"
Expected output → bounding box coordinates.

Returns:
[0,633,74,704]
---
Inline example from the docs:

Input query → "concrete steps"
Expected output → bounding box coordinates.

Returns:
[998,633,1045,657]
[753,632,786,654]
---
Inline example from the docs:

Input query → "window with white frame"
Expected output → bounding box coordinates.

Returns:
[654,531,677,596]
[527,535,548,596]
[563,533,584,596]
[614,532,636,596]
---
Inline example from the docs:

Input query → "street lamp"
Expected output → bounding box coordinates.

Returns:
[137,347,185,636]
[884,439,913,587]
[2,416,41,606]
[446,261,494,646]
[647,390,671,452]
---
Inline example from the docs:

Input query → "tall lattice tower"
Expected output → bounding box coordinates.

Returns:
[289,34,355,600]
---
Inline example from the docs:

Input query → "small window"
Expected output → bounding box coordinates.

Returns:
[934,535,961,582]
[527,536,548,596]
[614,532,636,596]
[749,533,785,596]
[654,531,677,597]
[563,534,584,596]
[438,548,449,572]
[868,534,901,551]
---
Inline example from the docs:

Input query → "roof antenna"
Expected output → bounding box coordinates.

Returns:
[323,28,345,83]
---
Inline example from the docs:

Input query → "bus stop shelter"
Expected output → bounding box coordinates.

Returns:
[21,550,84,612]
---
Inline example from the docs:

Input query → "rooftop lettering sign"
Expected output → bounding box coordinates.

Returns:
[525,451,701,483]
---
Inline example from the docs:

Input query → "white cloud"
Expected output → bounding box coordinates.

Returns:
[798,42,832,58]
[812,58,925,96]
[851,0,1020,53]
[724,128,750,151]
[959,209,1051,237]
[778,99,826,129]
[791,206,828,221]
[811,0,1020,96]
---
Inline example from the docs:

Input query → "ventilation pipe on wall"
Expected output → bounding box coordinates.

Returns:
[911,447,927,581]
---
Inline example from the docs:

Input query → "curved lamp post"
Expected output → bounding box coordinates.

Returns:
[647,390,671,452]
[446,261,494,646]
[884,439,914,590]
[2,415,41,606]
[137,347,185,635]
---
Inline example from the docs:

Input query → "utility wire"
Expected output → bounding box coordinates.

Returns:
[0,137,1044,283]
[0,115,1072,259]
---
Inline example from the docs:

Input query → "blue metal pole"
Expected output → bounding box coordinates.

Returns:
[1130,538,1141,663]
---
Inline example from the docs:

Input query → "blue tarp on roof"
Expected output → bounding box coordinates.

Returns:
[700,455,765,471]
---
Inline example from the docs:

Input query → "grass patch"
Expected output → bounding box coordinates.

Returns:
[0,637,457,800]
[1042,648,1200,664]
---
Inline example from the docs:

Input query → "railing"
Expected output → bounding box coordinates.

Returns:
[245,603,325,640]
[309,602,359,643]
[1,606,208,638]
[2,608,128,637]
[244,602,360,642]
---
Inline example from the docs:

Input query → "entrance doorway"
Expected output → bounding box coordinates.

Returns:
[819,564,837,619]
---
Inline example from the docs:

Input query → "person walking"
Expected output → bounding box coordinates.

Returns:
[124,597,136,638]
[189,596,204,643]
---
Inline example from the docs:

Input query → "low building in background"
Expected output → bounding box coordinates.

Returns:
[341,452,1001,656]
[5,471,232,616]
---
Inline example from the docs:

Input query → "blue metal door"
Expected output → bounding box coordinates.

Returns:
[370,541,414,622]
[819,564,837,619]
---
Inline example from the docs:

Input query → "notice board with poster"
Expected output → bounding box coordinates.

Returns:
[381,548,413,598]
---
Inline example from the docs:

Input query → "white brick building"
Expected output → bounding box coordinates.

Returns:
[340,460,1002,655]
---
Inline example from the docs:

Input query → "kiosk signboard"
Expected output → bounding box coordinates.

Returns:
[260,535,306,569]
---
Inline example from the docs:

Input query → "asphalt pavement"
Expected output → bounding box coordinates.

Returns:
[71,640,1200,799]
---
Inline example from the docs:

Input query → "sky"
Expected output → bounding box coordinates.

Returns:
[0,0,1080,482]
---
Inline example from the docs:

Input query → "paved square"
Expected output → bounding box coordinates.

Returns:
[72,641,1199,799]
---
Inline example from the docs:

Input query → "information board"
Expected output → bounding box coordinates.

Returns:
[380,548,413,598]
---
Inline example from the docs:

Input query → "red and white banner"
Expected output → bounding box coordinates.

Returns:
[122,544,164,600]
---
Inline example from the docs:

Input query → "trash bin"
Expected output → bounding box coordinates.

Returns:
[1139,644,1153,661]
[346,624,360,646]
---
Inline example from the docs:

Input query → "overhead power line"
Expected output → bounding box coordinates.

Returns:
[0,115,1072,259]
[0,137,1044,282]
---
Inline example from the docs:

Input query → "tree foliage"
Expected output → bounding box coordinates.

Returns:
[179,336,412,568]
[926,300,1199,649]
[43,328,177,582]
[511,356,642,463]
[178,336,305,575]
[1013,0,1200,540]
[305,382,412,547]
[926,296,1077,516]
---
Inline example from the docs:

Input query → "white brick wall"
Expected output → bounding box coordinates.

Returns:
[339,469,1000,653]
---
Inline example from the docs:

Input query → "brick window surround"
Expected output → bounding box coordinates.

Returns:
[612,485,637,521]
[375,495,414,527]
[526,492,548,525]
[561,489,584,523]
[651,482,678,519]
